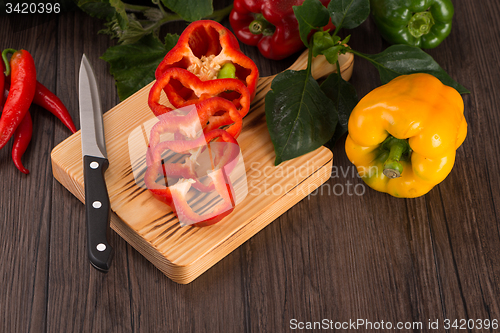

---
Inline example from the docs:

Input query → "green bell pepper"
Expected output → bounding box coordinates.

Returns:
[370,0,454,49]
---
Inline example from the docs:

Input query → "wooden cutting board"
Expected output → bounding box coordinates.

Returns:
[51,50,354,284]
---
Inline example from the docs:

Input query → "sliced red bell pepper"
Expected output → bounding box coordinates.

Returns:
[230,0,334,60]
[149,67,251,122]
[148,96,243,141]
[155,20,259,100]
[144,107,241,227]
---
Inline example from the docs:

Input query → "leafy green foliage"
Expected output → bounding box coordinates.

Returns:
[77,0,117,20]
[76,0,235,100]
[320,71,358,145]
[265,69,338,165]
[161,0,213,22]
[100,33,179,100]
[312,32,350,64]
[293,0,330,47]
[355,45,470,94]
[328,0,370,30]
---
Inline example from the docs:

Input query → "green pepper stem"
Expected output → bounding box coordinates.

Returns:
[249,14,275,36]
[2,48,17,76]
[217,63,236,79]
[382,137,410,179]
[206,4,234,22]
[122,3,152,12]
[408,11,435,38]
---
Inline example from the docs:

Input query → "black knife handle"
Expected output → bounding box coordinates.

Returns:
[83,155,114,273]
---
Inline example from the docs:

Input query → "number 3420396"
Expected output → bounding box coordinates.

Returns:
[6,3,61,14]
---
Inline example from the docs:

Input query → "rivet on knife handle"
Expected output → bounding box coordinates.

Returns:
[83,155,114,272]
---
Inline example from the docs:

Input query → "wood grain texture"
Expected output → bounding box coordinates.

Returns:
[50,49,353,283]
[0,0,499,332]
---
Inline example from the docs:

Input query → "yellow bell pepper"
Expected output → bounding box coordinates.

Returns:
[345,73,467,198]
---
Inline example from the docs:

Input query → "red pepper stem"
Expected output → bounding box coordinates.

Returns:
[249,14,275,36]
[383,137,410,179]
[2,48,17,76]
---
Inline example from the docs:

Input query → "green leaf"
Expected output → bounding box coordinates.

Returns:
[163,33,180,50]
[322,45,342,64]
[312,31,340,57]
[293,0,330,47]
[101,33,179,100]
[161,0,213,22]
[265,70,338,165]
[78,0,116,20]
[356,44,470,94]
[328,0,370,30]
[320,71,358,145]
[109,0,128,27]
[116,15,147,44]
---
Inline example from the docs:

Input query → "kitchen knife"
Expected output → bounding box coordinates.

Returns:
[79,54,114,272]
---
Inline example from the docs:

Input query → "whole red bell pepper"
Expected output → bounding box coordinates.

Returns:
[230,0,333,60]
[155,20,259,100]
[0,49,36,150]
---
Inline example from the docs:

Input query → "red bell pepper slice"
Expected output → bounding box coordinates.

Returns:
[144,106,242,227]
[149,67,251,122]
[155,20,259,100]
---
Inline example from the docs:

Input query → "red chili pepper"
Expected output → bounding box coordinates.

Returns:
[4,79,76,134]
[230,0,334,60]
[144,107,241,227]
[149,67,251,121]
[12,111,32,175]
[0,56,5,111]
[33,81,76,133]
[155,20,259,100]
[0,49,36,150]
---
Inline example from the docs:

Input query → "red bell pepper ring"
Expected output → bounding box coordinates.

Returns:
[196,97,243,139]
[144,112,241,227]
[149,67,251,121]
[0,49,36,150]
[230,0,334,60]
[147,97,243,148]
[12,111,32,175]
[155,20,259,101]
[146,106,241,190]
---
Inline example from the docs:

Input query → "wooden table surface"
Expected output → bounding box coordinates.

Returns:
[1,1,499,332]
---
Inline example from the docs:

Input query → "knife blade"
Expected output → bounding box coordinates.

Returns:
[79,54,114,272]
